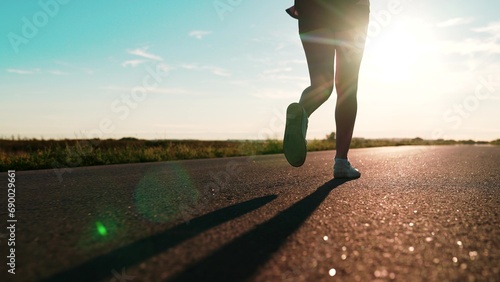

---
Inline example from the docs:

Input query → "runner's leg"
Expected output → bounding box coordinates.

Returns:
[298,29,336,117]
[333,27,367,159]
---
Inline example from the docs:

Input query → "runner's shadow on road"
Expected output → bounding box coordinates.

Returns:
[43,195,277,282]
[168,178,351,282]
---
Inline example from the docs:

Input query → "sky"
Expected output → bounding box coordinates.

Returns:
[1,0,499,141]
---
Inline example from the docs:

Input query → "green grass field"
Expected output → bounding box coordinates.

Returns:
[1,136,498,171]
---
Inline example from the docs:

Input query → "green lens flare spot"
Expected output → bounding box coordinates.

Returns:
[96,222,108,236]
[135,165,199,223]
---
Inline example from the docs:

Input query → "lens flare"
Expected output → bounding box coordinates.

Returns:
[134,163,199,223]
[96,222,108,236]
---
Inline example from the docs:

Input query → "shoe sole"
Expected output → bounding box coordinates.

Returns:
[333,173,361,179]
[283,103,307,167]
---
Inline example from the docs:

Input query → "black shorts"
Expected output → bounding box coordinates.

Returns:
[297,0,370,33]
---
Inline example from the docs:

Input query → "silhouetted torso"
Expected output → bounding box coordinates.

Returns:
[295,0,370,32]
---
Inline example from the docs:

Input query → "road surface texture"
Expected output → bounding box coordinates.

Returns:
[0,145,499,281]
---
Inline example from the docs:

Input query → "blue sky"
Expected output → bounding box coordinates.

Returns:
[1,0,499,141]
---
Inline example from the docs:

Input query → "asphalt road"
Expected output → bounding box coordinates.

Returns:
[1,145,499,282]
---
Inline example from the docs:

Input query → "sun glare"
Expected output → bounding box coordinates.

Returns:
[366,17,439,82]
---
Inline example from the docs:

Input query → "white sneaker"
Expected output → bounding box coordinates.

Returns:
[283,103,308,167]
[334,158,361,179]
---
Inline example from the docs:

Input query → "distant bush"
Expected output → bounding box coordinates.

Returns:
[0,135,497,171]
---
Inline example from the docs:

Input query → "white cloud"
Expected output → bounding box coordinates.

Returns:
[439,22,500,55]
[439,39,500,55]
[122,59,147,68]
[253,89,297,100]
[48,70,68,75]
[181,64,231,76]
[259,67,308,83]
[127,47,163,61]
[122,46,163,68]
[54,60,71,67]
[7,69,37,75]
[101,85,186,95]
[436,17,474,28]
[7,68,67,75]
[275,43,287,51]
[263,67,293,74]
[101,85,127,91]
[148,88,188,94]
[189,30,212,40]
[472,21,500,39]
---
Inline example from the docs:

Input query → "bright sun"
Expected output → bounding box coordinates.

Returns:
[364,17,439,82]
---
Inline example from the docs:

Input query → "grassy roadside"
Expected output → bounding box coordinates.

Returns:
[1,137,498,171]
